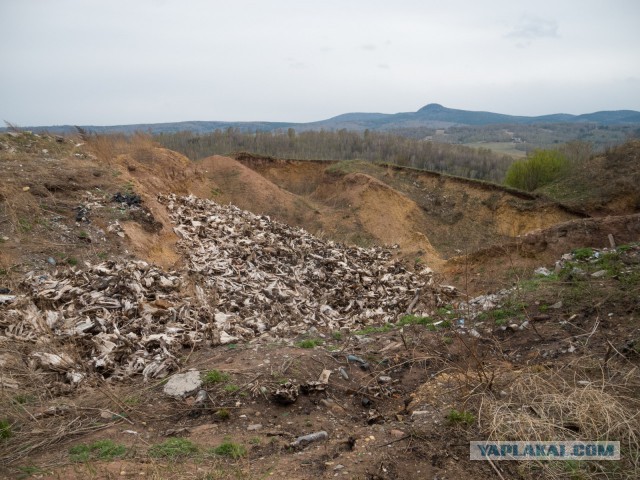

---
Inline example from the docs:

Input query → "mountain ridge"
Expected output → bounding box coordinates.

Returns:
[6,104,640,135]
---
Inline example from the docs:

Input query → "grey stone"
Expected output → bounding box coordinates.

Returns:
[534,267,552,276]
[163,370,202,398]
[591,270,607,278]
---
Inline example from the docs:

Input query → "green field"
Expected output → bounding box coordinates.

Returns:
[464,142,527,158]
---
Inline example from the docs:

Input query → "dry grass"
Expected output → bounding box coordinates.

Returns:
[86,132,159,166]
[478,362,640,479]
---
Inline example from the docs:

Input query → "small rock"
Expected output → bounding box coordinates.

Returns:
[194,389,208,405]
[411,410,429,417]
[390,429,405,438]
[550,301,563,309]
[338,367,349,380]
[534,267,552,276]
[163,371,203,398]
[47,257,56,265]
[378,375,392,383]
[591,270,607,278]
[22,186,30,192]
[247,424,262,431]
[290,430,328,448]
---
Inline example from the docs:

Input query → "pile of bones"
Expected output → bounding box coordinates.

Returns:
[0,194,456,384]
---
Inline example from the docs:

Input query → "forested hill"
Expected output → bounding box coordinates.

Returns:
[7,104,640,136]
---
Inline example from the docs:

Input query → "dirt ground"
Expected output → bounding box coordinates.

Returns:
[1,133,639,479]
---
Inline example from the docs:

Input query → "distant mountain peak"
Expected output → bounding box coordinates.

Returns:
[418,103,447,112]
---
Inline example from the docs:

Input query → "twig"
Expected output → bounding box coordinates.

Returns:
[487,456,506,480]
[376,435,411,448]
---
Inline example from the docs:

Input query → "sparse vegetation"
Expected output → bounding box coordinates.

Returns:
[0,420,12,440]
[224,384,239,393]
[203,369,230,384]
[215,408,231,420]
[297,338,323,348]
[69,439,126,462]
[446,409,475,425]
[148,438,198,459]
[212,441,246,459]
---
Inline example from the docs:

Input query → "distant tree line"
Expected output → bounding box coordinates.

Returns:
[155,128,514,182]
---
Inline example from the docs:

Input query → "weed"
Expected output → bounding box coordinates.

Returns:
[17,465,45,479]
[66,257,78,266]
[398,314,433,326]
[69,439,126,462]
[148,438,198,459]
[78,230,89,239]
[202,369,230,384]
[355,324,393,335]
[297,338,323,348]
[213,441,246,459]
[12,394,34,405]
[215,408,231,420]
[0,419,12,440]
[122,181,135,194]
[331,331,342,340]
[573,247,594,260]
[18,218,32,233]
[224,384,239,394]
[97,251,108,260]
[249,437,261,445]
[123,395,141,406]
[446,409,475,425]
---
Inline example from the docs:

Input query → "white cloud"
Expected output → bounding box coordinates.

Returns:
[506,15,559,40]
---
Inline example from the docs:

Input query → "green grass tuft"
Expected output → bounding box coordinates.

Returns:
[446,409,475,425]
[202,369,230,384]
[212,441,246,459]
[0,420,12,440]
[297,338,323,348]
[148,438,198,459]
[69,439,126,462]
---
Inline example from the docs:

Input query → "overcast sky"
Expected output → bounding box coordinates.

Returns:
[1,0,639,126]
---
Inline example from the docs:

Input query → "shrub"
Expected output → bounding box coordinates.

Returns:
[504,149,568,191]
